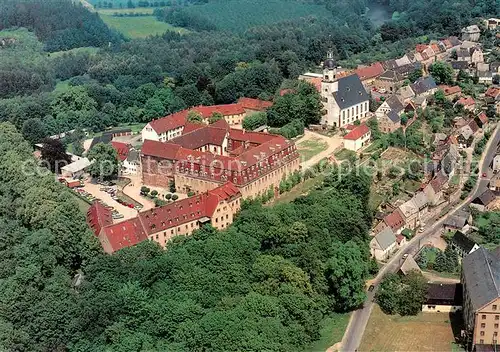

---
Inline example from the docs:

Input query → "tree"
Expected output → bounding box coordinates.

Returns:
[40,138,71,173]
[172,194,179,201]
[141,186,150,195]
[22,118,47,144]
[150,190,158,197]
[429,61,454,85]
[169,179,176,193]
[434,90,446,105]
[187,110,204,124]
[165,193,172,200]
[208,112,224,124]
[408,68,423,83]
[493,74,500,85]
[86,143,119,181]
[243,112,268,131]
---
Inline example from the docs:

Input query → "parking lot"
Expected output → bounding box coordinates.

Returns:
[82,181,140,220]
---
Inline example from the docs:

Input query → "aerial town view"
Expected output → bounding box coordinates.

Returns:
[1,0,500,351]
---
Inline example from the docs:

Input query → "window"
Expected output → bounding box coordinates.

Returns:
[481,323,486,328]
[494,305,498,310]
[483,315,487,320]
[495,324,499,329]
[480,331,485,336]
[495,332,498,337]
[496,315,499,320]
[480,339,484,344]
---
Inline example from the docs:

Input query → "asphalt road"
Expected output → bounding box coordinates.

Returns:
[341,126,500,352]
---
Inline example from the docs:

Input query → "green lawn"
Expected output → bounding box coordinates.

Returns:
[97,7,155,15]
[182,0,332,32]
[334,148,356,161]
[307,313,350,352]
[70,192,91,213]
[296,138,328,162]
[99,14,187,38]
[273,175,324,205]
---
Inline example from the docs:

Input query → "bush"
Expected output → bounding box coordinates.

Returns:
[165,193,172,200]
[187,190,195,197]
[150,190,158,197]
[172,194,179,201]
[140,186,150,195]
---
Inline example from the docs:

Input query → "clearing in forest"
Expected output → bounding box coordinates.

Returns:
[99,14,187,38]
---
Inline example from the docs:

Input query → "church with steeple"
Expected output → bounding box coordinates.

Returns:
[320,51,370,128]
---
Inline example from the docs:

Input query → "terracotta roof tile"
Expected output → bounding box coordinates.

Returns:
[237,97,273,111]
[355,62,384,81]
[87,201,113,236]
[142,140,181,160]
[168,126,228,150]
[383,209,404,232]
[111,141,130,161]
[149,110,187,134]
[485,86,500,99]
[343,124,370,140]
[457,96,475,106]
[102,217,148,252]
[439,85,462,96]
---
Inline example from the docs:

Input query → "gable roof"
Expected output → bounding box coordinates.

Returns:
[332,74,368,109]
[397,85,416,100]
[237,97,273,111]
[430,173,448,193]
[473,189,496,206]
[61,157,92,173]
[411,76,437,95]
[477,112,488,125]
[385,95,405,114]
[182,122,205,135]
[462,25,480,34]
[383,209,405,231]
[149,110,188,134]
[444,209,470,229]
[462,247,500,310]
[355,62,384,81]
[451,61,470,70]
[378,70,404,81]
[485,86,500,99]
[111,141,130,161]
[400,254,422,275]
[90,133,113,150]
[451,231,478,254]
[142,139,181,160]
[102,217,148,252]
[343,124,370,140]
[439,85,462,96]
[375,227,397,251]
[387,110,401,123]
[87,202,113,236]
[167,126,227,150]
[425,283,463,305]
[456,96,475,107]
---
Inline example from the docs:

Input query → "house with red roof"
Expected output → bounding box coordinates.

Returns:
[87,182,242,253]
[343,124,371,152]
[485,86,500,116]
[237,97,273,114]
[141,104,247,143]
[355,62,384,86]
[454,96,476,112]
[111,141,131,162]
[475,112,488,128]
[438,85,462,100]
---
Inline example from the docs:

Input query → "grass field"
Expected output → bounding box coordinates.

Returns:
[307,313,350,352]
[296,138,328,162]
[273,175,324,205]
[182,0,332,32]
[99,14,187,38]
[360,305,461,352]
[70,192,92,213]
[97,7,155,15]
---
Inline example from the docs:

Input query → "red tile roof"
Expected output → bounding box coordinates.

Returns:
[237,97,273,111]
[149,110,188,134]
[344,124,356,131]
[142,139,181,160]
[485,86,500,99]
[416,44,429,53]
[193,104,245,118]
[211,118,230,130]
[111,141,131,161]
[430,43,441,54]
[430,174,448,193]
[102,217,148,252]
[442,39,452,49]
[167,126,228,150]
[182,122,205,135]
[383,209,404,231]
[468,119,479,133]
[228,129,276,145]
[355,62,384,81]
[439,85,462,96]
[457,96,475,106]
[343,124,370,140]
[87,202,113,236]
[477,112,488,124]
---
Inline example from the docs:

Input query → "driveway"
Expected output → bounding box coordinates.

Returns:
[299,130,343,169]
[340,125,500,352]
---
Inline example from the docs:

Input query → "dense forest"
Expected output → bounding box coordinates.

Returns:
[0,123,374,351]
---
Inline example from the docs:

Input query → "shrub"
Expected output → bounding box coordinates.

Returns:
[165,193,172,200]
[172,194,179,201]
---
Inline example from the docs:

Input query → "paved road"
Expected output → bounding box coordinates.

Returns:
[341,126,500,352]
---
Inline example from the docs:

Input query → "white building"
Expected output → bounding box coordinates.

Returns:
[141,110,186,142]
[343,124,371,152]
[320,53,369,128]
[61,157,93,179]
[122,150,140,175]
[370,227,397,261]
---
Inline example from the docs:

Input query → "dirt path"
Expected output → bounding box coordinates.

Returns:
[299,130,343,170]
[422,271,460,283]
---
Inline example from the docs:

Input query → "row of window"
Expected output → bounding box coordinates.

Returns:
[341,102,369,120]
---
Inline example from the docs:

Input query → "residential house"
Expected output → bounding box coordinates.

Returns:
[373,208,406,235]
[461,25,481,42]
[396,85,416,104]
[490,173,500,192]
[476,112,489,129]
[375,70,405,93]
[457,120,479,148]
[444,209,473,232]
[398,192,428,229]
[451,231,480,258]
[439,85,462,100]
[491,62,500,74]
[355,62,385,87]
[111,141,131,162]
[455,96,476,112]
[61,158,93,179]
[413,95,428,109]
[398,254,422,276]
[343,124,371,151]
[485,86,500,115]
[478,71,493,85]
[396,234,407,247]
[493,155,500,172]
[442,143,461,178]
[451,61,472,78]
[410,76,438,97]
[87,182,242,253]
[370,227,397,261]
[486,18,500,30]
[423,283,463,313]
[122,149,140,175]
[423,173,449,205]
[471,189,496,212]
[461,247,500,349]
[320,54,370,128]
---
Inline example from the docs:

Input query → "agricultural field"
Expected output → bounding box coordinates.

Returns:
[181,0,332,32]
[360,305,462,352]
[96,7,155,15]
[99,14,187,38]
[296,137,328,162]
